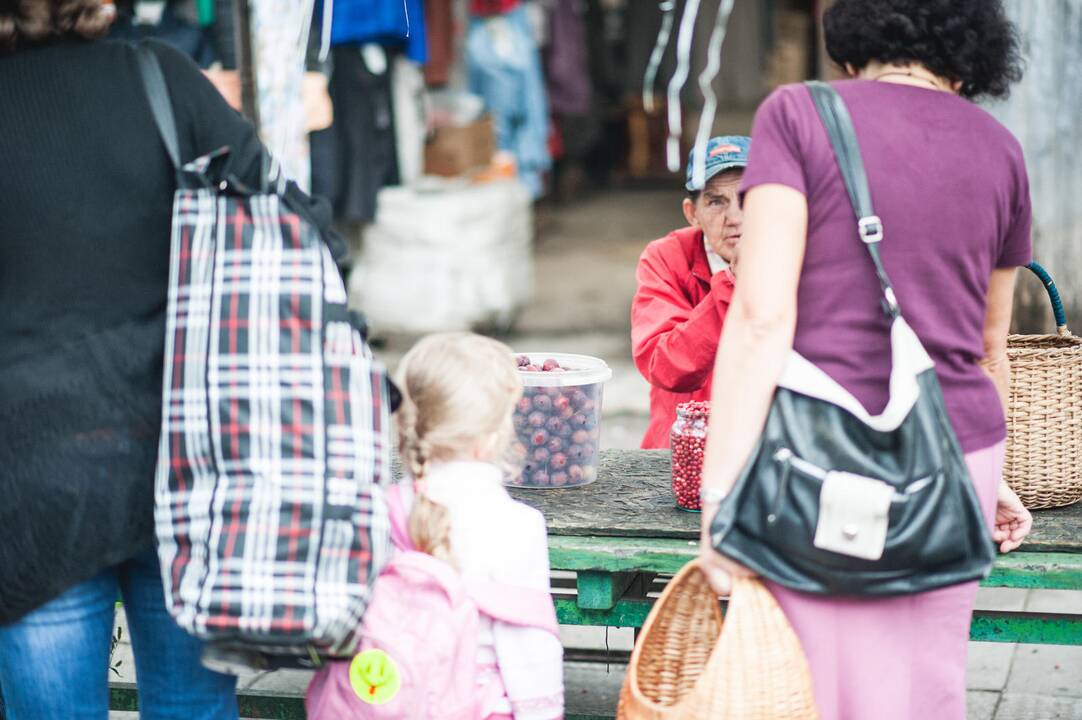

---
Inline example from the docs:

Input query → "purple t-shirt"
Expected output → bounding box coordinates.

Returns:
[741,81,1032,452]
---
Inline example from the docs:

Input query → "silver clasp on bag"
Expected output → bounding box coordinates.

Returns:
[858,215,884,243]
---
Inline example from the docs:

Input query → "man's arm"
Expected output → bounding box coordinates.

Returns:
[631,247,732,394]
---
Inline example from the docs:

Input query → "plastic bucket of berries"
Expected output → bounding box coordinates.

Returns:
[509,353,613,488]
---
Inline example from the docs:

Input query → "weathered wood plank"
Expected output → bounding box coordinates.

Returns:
[548,537,1082,591]
[508,450,1081,551]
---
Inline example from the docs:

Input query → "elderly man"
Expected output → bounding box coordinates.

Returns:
[631,136,749,448]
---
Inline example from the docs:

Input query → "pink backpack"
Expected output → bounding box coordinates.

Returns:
[306,485,559,719]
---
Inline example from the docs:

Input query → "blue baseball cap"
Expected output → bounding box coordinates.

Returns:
[685,135,751,192]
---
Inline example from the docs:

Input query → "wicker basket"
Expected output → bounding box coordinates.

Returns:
[617,561,817,720]
[1005,263,1082,509]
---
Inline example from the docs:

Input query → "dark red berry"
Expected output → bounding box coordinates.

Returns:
[550,452,568,469]
[532,447,551,464]
[568,465,584,482]
[553,396,571,413]
[547,437,565,454]
[550,472,569,487]
[516,354,531,367]
[542,358,561,372]
[545,416,564,434]
[527,411,546,428]
[533,394,553,411]
[531,471,550,486]
[571,429,590,445]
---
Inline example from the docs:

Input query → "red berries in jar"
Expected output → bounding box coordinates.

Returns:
[670,401,709,511]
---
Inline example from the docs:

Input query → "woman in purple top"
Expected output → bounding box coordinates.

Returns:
[697,1,1033,717]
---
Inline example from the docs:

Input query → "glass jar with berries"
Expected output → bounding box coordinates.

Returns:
[507,352,612,489]
[670,401,709,511]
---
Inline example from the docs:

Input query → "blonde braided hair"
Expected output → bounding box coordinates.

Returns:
[394,332,523,565]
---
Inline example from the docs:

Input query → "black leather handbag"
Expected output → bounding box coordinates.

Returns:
[708,81,996,597]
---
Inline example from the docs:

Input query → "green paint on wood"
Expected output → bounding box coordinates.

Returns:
[551,539,1082,592]
[577,571,638,610]
[556,597,654,627]
[971,611,1082,645]
[983,552,1082,590]
[549,535,697,574]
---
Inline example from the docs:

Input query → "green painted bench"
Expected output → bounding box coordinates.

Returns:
[107,449,1082,718]
[526,451,1082,647]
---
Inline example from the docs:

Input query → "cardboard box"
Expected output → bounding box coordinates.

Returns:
[424,116,496,177]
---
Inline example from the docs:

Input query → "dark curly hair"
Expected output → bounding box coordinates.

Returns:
[0,0,113,54]
[823,0,1024,100]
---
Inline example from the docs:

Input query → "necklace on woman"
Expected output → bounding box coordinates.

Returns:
[871,69,951,93]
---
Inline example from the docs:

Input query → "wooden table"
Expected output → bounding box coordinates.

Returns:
[512,450,1082,647]
[101,450,1082,720]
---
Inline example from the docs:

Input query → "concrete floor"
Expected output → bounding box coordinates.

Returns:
[105,189,1079,718]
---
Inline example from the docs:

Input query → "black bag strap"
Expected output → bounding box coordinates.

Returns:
[135,44,181,171]
[804,80,899,320]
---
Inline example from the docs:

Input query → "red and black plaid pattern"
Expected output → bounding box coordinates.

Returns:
[155,164,391,656]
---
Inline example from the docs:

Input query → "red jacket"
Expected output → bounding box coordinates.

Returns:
[631,227,735,449]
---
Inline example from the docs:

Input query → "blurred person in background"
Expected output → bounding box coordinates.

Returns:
[631,136,749,449]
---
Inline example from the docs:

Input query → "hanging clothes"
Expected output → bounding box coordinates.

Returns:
[543,0,591,116]
[310,45,400,224]
[470,0,520,17]
[330,0,427,64]
[251,0,310,189]
[466,5,551,198]
[423,0,455,86]
[392,57,427,186]
[108,1,218,67]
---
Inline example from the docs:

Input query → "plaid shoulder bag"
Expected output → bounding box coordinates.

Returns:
[137,46,393,664]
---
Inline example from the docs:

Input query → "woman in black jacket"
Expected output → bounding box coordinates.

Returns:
[0,2,283,716]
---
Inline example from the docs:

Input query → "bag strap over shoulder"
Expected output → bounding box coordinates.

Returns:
[804,80,899,320]
[135,44,181,172]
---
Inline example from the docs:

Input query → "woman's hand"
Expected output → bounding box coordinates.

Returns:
[993,481,1032,553]
[697,537,756,596]
[698,504,756,595]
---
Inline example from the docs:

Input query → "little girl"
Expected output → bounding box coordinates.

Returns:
[309,332,565,720]
[398,332,563,719]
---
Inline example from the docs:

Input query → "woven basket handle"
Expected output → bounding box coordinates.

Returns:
[1026,262,1070,336]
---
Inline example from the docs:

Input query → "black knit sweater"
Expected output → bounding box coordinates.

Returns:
[0,38,269,623]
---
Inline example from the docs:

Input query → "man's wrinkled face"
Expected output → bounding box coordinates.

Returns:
[682,170,744,265]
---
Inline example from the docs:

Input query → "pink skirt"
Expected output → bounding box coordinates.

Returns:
[768,442,1004,720]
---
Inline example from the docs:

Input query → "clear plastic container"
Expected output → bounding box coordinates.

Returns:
[670,401,710,511]
[508,353,612,489]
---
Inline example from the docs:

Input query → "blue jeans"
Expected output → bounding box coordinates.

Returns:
[0,549,238,720]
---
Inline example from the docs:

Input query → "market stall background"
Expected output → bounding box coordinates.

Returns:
[81,0,1082,717]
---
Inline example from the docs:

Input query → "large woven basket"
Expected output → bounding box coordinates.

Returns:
[617,561,817,719]
[1006,263,1082,509]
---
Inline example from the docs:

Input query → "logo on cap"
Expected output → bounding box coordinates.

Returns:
[710,144,742,156]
